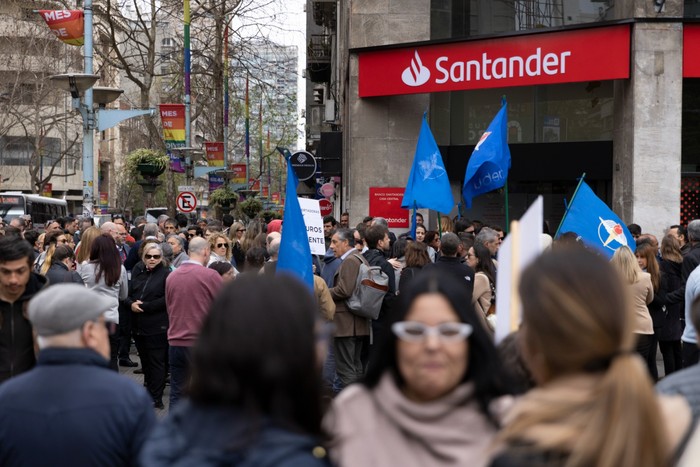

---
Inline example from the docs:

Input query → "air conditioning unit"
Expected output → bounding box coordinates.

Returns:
[324,99,335,122]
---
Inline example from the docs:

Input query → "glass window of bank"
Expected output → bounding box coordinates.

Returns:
[431,1,615,39]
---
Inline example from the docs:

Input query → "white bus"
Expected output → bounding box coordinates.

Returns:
[0,192,68,228]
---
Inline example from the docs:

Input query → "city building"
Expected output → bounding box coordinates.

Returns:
[306,0,700,238]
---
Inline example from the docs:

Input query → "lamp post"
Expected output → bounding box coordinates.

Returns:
[49,0,154,218]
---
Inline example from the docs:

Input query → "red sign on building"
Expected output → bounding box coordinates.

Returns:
[369,187,409,228]
[358,24,631,97]
[684,25,700,77]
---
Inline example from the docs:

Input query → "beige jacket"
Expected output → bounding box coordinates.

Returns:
[326,373,501,467]
[629,272,654,335]
[329,253,370,337]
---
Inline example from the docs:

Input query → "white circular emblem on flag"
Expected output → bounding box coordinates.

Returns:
[402,51,430,87]
[597,218,628,251]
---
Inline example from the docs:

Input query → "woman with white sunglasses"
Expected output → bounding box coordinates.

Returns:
[326,270,513,467]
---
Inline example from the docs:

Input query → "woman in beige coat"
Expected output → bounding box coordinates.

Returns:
[466,242,497,334]
[326,270,513,467]
[611,245,655,364]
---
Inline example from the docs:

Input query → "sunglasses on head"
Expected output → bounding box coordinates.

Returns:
[144,254,161,260]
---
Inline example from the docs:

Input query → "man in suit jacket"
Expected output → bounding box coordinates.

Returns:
[423,232,474,304]
[328,228,369,393]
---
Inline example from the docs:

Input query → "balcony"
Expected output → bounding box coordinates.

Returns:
[307,35,332,83]
[312,0,336,30]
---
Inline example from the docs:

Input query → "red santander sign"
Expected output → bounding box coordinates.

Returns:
[358,25,630,97]
[369,187,409,228]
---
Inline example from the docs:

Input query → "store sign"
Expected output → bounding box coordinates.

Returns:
[369,187,409,228]
[358,25,630,97]
[684,25,700,77]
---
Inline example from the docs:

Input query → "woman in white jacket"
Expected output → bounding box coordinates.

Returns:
[78,234,128,370]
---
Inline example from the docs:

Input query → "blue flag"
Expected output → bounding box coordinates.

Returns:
[277,157,314,290]
[401,114,455,214]
[557,180,635,259]
[462,100,511,208]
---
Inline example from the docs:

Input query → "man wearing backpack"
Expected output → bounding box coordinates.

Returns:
[329,228,369,393]
[363,224,396,338]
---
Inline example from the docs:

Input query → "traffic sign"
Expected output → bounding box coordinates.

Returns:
[319,199,333,217]
[290,151,317,181]
[176,191,197,213]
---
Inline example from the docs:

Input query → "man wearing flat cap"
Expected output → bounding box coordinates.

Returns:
[0,284,156,467]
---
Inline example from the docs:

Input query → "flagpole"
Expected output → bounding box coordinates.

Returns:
[245,75,250,191]
[411,203,417,240]
[184,0,191,146]
[438,212,442,237]
[554,172,587,238]
[504,179,510,234]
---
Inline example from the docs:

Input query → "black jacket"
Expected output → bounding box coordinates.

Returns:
[45,262,84,287]
[0,273,47,383]
[422,256,475,304]
[363,248,397,322]
[139,400,332,467]
[125,262,170,336]
[0,348,155,466]
[659,259,684,341]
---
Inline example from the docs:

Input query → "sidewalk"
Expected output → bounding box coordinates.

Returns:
[119,349,170,418]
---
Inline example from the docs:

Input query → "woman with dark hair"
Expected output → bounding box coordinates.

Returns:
[139,275,331,466]
[491,248,691,467]
[467,242,497,334]
[45,245,84,286]
[424,230,440,262]
[658,234,684,375]
[126,243,170,410]
[208,260,235,281]
[78,234,128,370]
[327,270,512,467]
[398,241,431,295]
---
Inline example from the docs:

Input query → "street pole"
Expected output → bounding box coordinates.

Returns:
[82,0,94,218]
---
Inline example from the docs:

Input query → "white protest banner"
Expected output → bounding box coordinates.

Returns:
[297,197,326,255]
[495,196,543,344]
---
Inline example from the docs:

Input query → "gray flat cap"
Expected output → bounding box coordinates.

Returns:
[28,284,112,336]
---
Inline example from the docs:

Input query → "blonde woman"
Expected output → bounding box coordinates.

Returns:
[228,221,246,268]
[75,226,101,264]
[492,248,691,467]
[611,245,655,363]
[207,233,232,267]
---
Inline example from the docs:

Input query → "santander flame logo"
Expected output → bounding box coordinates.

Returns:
[401,51,430,87]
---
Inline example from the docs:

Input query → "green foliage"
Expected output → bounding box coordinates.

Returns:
[125,149,169,174]
[239,197,263,220]
[208,187,239,207]
[261,210,282,222]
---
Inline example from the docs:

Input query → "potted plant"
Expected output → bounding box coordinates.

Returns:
[209,187,239,210]
[126,149,169,177]
[239,197,263,220]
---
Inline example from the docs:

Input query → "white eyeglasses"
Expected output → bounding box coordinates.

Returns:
[392,321,472,343]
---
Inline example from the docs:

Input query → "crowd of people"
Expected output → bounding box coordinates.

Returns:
[0,210,700,466]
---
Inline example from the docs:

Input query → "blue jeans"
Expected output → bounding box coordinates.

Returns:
[168,346,192,409]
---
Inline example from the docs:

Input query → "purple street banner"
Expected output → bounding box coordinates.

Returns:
[208,174,224,192]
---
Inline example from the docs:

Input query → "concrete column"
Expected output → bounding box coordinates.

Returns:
[612,21,683,239]
[343,0,431,226]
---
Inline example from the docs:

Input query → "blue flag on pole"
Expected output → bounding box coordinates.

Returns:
[401,113,455,214]
[462,100,511,208]
[557,180,635,259]
[277,157,314,290]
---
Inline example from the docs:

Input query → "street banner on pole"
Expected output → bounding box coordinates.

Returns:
[159,104,186,173]
[208,174,224,192]
[38,10,84,46]
[231,164,247,184]
[205,142,224,167]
